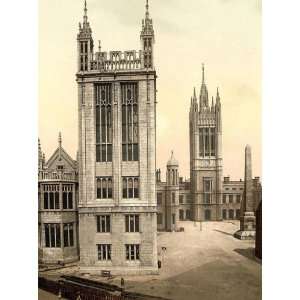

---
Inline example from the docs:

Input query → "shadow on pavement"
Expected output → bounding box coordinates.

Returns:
[214,229,234,236]
[234,248,262,264]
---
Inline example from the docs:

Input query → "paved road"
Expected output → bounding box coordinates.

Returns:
[124,221,261,300]
[38,289,61,300]
[40,221,261,300]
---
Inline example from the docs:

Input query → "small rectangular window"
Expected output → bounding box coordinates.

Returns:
[125,215,139,232]
[222,194,226,204]
[63,192,68,209]
[172,214,175,225]
[49,193,54,209]
[96,177,113,199]
[44,224,61,248]
[203,178,213,204]
[68,192,73,209]
[122,177,139,199]
[229,195,233,203]
[55,192,59,209]
[157,193,162,205]
[125,244,140,260]
[44,193,49,209]
[97,215,111,233]
[97,244,111,260]
[157,213,162,225]
[179,195,184,204]
[63,223,74,247]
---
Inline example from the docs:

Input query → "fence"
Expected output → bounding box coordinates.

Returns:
[39,276,169,300]
[39,277,126,300]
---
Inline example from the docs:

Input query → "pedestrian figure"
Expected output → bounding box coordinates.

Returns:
[121,277,125,294]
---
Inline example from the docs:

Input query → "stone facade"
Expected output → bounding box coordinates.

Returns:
[234,145,259,240]
[38,134,79,264]
[156,156,261,231]
[38,0,262,268]
[76,1,158,275]
[189,66,223,221]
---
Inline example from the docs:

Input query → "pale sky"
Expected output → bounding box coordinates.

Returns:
[39,0,261,181]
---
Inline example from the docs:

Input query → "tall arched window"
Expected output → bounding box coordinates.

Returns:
[121,83,138,161]
[96,84,112,162]
[199,127,216,157]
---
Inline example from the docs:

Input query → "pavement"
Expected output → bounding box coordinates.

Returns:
[40,221,261,300]
[39,289,63,300]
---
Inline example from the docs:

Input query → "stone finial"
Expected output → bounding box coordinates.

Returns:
[58,132,62,161]
[216,87,221,105]
[98,40,101,52]
[202,63,205,83]
[38,138,42,156]
[58,132,62,148]
[193,87,196,100]
[83,0,88,27]
[146,0,149,18]
[167,150,179,167]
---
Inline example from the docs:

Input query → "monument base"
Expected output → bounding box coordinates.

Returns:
[234,230,256,240]
[234,212,256,240]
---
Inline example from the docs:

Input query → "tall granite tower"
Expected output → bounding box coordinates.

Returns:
[165,151,179,231]
[234,145,256,239]
[77,0,158,275]
[189,65,223,221]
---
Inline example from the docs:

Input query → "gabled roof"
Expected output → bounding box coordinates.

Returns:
[46,146,76,170]
[45,132,76,171]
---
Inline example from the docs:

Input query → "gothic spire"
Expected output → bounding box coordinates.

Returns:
[58,132,62,161]
[58,132,62,148]
[141,0,154,36]
[84,0,88,25]
[79,0,92,35]
[199,63,209,108]
[216,87,221,105]
[38,138,42,162]
[146,0,149,19]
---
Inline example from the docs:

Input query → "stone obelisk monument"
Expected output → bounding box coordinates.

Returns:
[234,145,256,240]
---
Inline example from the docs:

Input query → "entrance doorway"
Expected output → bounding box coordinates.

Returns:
[222,209,227,220]
[204,209,211,221]
[186,210,191,220]
[179,209,184,220]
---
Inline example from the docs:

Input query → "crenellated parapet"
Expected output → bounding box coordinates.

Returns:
[90,50,143,72]
[77,0,155,74]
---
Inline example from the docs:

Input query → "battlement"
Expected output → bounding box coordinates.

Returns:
[90,50,143,72]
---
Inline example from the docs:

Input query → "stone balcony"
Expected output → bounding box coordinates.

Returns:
[38,171,78,182]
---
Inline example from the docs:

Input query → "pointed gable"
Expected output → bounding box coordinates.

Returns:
[44,132,77,173]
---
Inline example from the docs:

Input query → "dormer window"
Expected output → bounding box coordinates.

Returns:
[57,165,64,171]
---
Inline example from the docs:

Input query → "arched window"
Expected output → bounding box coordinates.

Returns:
[96,84,112,162]
[122,83,139,161]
